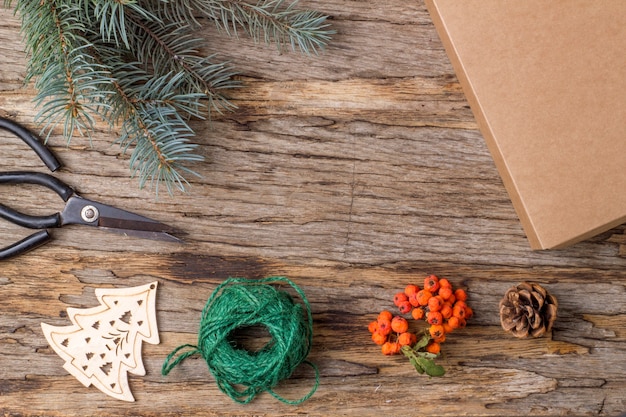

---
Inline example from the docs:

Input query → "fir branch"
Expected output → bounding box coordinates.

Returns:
[96,50,205,194]
[119,78,203,195]
[155,0,334,55]
[124,14,238,115]
[124,103,202,195]
[12,1,111,142]
[91,0,159,48]
[6,0,334,193]
[34,47,111,142]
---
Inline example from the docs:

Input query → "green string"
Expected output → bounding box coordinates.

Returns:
[162,276,319,404]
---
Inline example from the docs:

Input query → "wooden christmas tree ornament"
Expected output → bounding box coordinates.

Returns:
[41,282,160,402]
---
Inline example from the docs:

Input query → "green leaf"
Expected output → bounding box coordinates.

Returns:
[401,342,445,377]
[414,333,431,351]
[409,357,425,374]
[416,357,446,377]
[418,351,438,360]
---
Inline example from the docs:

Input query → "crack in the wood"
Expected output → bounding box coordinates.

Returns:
[9,325,28,334]
[598,395,606,416]
[344,146,357,259]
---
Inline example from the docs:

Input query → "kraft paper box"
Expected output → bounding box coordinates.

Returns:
[425,0,626,249]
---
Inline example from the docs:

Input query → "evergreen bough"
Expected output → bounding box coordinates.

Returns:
[5,0,333,194]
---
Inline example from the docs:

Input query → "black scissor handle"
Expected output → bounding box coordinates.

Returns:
[0,171,74,229]
[0,230,51,260]
[0,117,61,172]
[0,118,65,259]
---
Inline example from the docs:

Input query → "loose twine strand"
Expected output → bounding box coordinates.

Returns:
[162,276,319,404]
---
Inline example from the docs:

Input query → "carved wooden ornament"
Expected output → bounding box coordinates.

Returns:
[41,282,160,402]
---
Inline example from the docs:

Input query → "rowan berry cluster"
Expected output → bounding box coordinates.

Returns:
[368,274,472,376]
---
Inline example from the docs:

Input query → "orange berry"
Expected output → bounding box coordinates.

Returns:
[454,288,468,301]
[440,303,453,319]
[391,316,409,333]
[371,331,387,345]
[439,278,452,288]
[447,316,460,329]
[452,304,467,320]
[393,292,408,306]
[426,341,441,355]
[416,289,433,306]
[429,324,445,339]
[433,333,446,343]
[411,307,425,320]
[428,296,444,312]
[397,301,412,315]
[465,306,474,319]
[457,317,467,328]
[397,332,417,347]
[378,310,393,322]
[427,311,443,325]
[408,293,420,307]
[438,286,453,300]
[447,294,456,305]
[442,322,454,334]
[381,341,401,355]
[368,320,379,333]
[424,275,440,293]
[377,319,392,335]
[404,284,419,297]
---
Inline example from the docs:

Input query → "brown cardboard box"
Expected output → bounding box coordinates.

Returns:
[425,0,626,249]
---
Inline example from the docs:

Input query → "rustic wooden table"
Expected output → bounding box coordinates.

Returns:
[2,2,626,416]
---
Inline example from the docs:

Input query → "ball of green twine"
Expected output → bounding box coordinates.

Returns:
[162,276,319,404]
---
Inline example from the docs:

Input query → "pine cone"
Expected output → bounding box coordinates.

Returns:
[499,282,558,338]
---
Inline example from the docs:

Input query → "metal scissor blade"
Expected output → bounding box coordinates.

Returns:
[97,217,184,243]
[61,196,184,243]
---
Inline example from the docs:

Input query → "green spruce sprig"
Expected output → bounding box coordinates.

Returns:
[5,0,333,194]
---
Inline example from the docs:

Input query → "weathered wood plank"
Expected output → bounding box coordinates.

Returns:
[2,1,626,416]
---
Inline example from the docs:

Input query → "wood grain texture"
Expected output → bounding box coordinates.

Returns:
[2,2,626,416]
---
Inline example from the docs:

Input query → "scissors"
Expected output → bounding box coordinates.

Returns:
[0,117,182,260]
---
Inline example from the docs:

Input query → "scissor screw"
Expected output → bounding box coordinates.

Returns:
[81,205,99,223]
